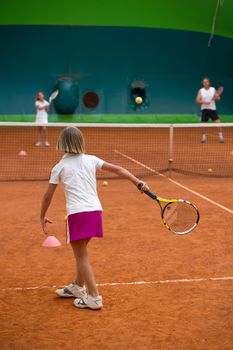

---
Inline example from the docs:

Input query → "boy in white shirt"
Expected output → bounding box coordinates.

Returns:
[196,77,224,143]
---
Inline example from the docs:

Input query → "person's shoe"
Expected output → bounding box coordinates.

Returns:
[74,294,103,310]
[35,141,42,146]
[201,135,206,144]
[219,132,224,143]
[56,283,86,298]
[44,141,50,146]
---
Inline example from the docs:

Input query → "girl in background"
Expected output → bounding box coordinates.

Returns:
[40,127,148,310]
[35,91,50,146]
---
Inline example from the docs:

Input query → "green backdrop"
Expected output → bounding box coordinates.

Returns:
[1,0,233,38]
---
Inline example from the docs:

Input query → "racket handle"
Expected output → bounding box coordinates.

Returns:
[137,183,157,200]
[143,190,158,200]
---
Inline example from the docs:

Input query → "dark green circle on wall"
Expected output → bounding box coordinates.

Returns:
[54,77,79,114]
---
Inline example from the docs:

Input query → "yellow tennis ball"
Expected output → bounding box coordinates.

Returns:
[135,96,143,104]
[64,215,68,222]
[103,181,108,186]
[208,168,213,173]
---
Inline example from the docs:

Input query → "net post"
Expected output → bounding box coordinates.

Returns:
[168,124,174,178]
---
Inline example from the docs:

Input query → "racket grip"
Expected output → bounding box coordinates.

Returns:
[137,183,157,200]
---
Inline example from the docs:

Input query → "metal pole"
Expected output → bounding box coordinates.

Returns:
[168,124,174,178]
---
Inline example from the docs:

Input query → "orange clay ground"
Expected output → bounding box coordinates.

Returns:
[0,175,233,350]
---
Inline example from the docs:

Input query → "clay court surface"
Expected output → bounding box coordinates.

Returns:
[1,173,233,350]
[0,125,233,349]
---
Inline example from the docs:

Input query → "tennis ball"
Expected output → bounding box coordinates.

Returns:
[208,168,213,173]
[135,96,143,104]
[103,181,108,186]
[64,215,67,222]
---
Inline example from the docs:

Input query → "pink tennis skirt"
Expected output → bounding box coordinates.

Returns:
[67,210,103,243]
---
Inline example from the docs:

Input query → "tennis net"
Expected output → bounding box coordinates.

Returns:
[0,122,232,181]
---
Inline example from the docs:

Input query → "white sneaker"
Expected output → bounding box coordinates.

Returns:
[201,134,206,143]
[74,294,103,310]
[56,283,86,298]
[44,141,50,146]
[35,141,42,146]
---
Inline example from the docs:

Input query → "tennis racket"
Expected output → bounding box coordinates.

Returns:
[137,183,200,235]
[49,90,59,104]
[215,86,224,97]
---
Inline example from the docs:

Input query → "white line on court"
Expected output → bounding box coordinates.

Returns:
[114,149,233,215]
[1,276,233,292]
[98,276,233,286]
[115,150,163,177]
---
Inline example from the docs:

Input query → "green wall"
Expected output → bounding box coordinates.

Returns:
[1,25,232,116]
[1,0,233,38]
[1,1,232,120]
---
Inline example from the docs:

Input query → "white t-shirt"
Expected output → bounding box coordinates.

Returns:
[200,87,216,110]
[35,100,49,123]
[49,153,105,215]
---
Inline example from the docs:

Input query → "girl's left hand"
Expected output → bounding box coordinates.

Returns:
[40,217,52,235]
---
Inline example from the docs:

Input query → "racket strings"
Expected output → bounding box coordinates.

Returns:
[163,202,198,233]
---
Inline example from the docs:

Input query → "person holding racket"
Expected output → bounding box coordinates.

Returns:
[40,127,149,310]
[40,127,199,309]
[196,77,224,143]
[35,91,50,146]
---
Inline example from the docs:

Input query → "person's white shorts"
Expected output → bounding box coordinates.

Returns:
[35,116,48,125]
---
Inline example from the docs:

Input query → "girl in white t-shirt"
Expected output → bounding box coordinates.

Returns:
[35,92,50,146]
[40,127,149,310]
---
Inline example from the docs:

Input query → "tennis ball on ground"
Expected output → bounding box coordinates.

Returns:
[103,181,108,186]
[135,96,143,104]
[208,168,213,173]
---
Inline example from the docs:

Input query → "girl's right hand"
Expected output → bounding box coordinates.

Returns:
[40,217,52,235]
[137,181,149,193]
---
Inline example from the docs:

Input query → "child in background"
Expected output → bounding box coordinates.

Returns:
[40,127,148,310]
[35,92,50,146]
